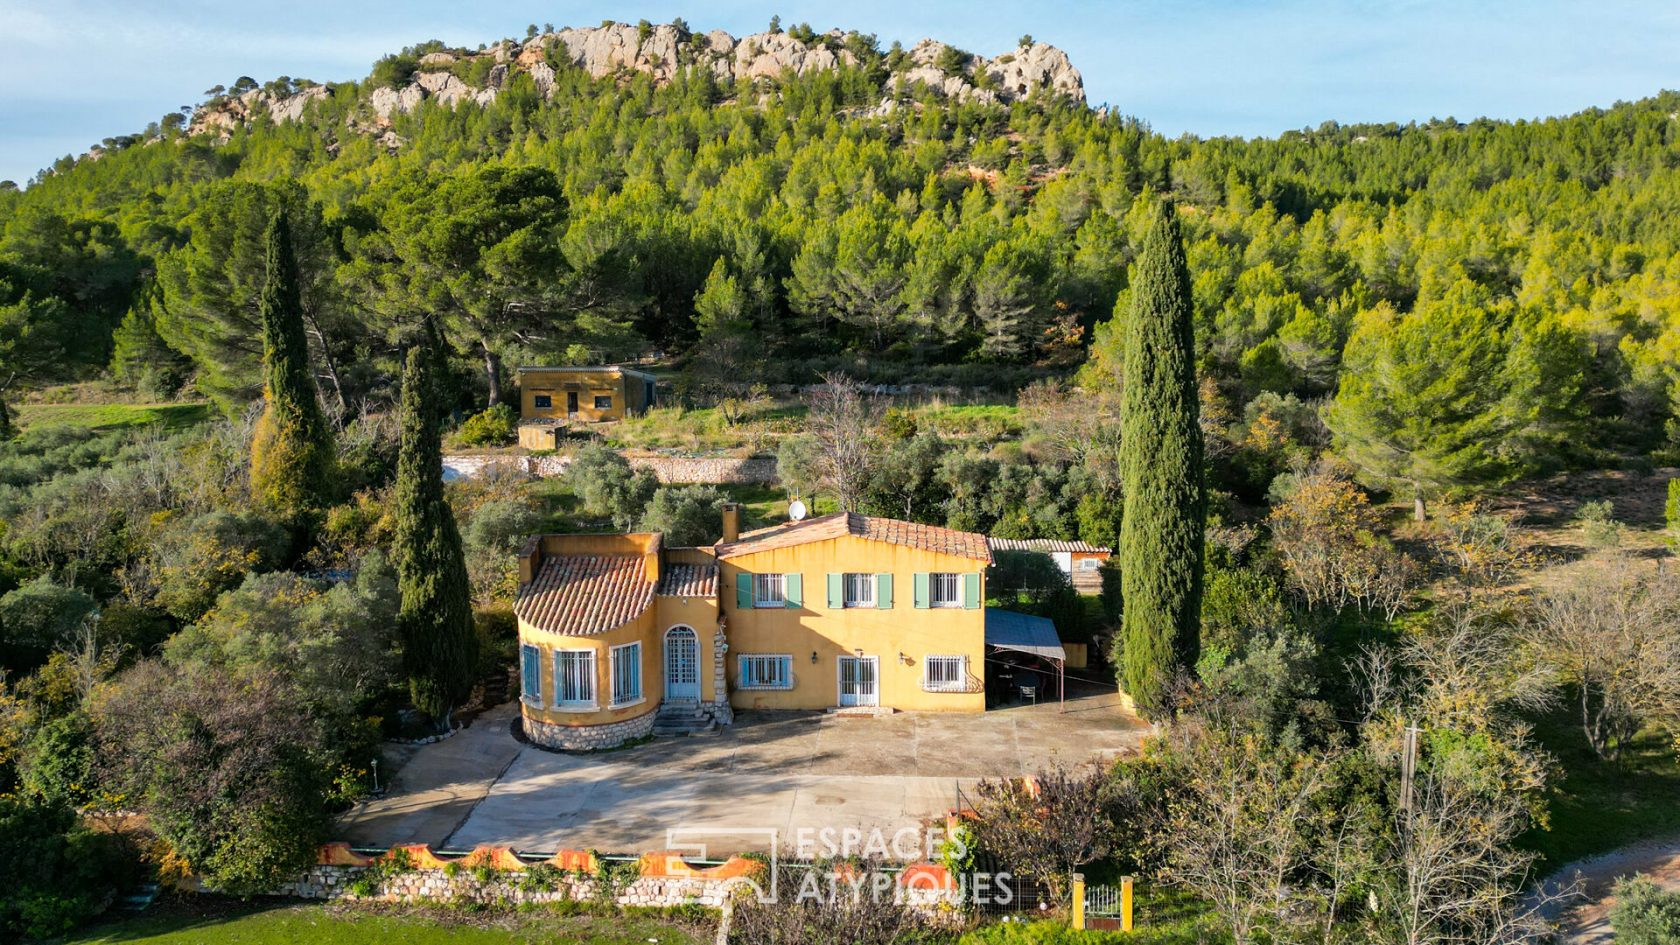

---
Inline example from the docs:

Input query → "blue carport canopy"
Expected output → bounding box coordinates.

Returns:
[984,609,1066,711]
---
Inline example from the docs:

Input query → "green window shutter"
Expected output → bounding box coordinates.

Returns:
[784,573,803,608]
[913,573,930,609]
[735,572,751,609]
[827,573,845,609]
[963,572,981,610]
[876,573,893,609]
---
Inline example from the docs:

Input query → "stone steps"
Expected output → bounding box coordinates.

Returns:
[653,702,715,737]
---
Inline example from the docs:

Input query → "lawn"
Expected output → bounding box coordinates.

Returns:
[64,898,708,945]
[1523,705,1680,869]
[15,402,212,432]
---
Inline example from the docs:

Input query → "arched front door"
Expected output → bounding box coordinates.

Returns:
[664,626,700,703]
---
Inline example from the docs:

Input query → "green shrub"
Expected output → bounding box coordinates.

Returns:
[0,795,137,940]
[1612,877,1680,945]
[1577,498,1622,548]
[454,404,518,447]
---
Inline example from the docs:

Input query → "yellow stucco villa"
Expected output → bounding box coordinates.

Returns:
[513,508,1049,750]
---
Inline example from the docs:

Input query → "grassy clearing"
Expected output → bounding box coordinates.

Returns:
[15,402,212,433]
[1524,707,1680,869]
[63,898,707,945]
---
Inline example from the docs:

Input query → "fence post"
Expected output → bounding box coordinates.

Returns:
[1070,873,1085,931]
[1121,875,1133,931]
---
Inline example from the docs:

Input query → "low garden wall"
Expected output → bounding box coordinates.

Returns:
[270,843,960,911]
[442,451,778,485]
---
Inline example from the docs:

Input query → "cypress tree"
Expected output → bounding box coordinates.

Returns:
[1116,200,1206,716]
[393,344,478,728]
[249,209,333,522]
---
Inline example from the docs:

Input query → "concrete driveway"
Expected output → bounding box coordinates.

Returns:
[339,688,1148,858]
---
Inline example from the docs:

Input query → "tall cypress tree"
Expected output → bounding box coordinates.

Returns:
[393,344,478,727]
[249,209,333,522]
[1117,200,1206,716]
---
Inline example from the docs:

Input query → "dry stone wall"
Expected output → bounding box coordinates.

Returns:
[441,450,777,485]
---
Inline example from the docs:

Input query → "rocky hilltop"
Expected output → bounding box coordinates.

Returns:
[189,21,1083,142]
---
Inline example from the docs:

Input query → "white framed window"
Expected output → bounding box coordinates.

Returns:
[924,655,967,692]
[930,572,962,608]
[553,650,596,708]
[738,654,793,690]
[753,573,786,608]
[1079,558,1102,571]
[520,643,543,704]
[843,572,876,608]
[610,642,642,706]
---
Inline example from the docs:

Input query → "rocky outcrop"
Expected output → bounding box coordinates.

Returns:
[188,21,1085,141]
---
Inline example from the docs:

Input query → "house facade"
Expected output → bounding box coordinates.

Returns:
[512,508,995,750]
[515,366,658,448]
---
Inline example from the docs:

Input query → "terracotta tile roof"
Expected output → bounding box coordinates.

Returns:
[657,563,717,598]
[515,554,653,635]
[716,512,992,562]
[988,538,1112,555]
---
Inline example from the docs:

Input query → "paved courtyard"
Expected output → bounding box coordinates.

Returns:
[339,687,1149,858]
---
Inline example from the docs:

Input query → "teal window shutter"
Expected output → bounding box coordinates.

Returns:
[784,573,803,608]
[913,573,930,609]
[963,572,981,609]
[876,573,893,609]
[735,572,751,609]
[827,573,844,609]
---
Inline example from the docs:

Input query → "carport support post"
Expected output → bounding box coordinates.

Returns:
[1058,657,1065,714]
[1070,873,1085,930]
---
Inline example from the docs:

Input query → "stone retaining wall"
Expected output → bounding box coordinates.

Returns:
[269,843,960,912]
[522,707,656,751]
[441,450,777,485]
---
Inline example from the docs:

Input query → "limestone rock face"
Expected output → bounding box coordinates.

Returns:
[184,21,1086,145]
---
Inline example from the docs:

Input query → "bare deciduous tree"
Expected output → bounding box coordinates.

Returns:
[1521,565,1680,761]
[969,762,1117,904]
[804,373,880,513]
[1154,719,1338,945]
[1270,469,1419,618]
[1380,771,1578,945]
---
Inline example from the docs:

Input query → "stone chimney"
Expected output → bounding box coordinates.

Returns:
[721,503,741,544]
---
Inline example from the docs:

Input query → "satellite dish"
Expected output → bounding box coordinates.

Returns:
[788,499,808,522]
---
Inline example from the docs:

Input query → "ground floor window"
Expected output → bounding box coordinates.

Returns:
[520,643,542,703]
[533,393,552,408]
[738,654,793,690]
[554,650,596,707]
[923,655,967,692]
[594,395,613,410]
[611,642,642,705]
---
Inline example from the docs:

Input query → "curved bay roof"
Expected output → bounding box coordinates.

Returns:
[516,554,654,635]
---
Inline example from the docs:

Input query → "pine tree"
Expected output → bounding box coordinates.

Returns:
[393,344,478,727]
[1116,201,1206,717]
[248,209,333,523]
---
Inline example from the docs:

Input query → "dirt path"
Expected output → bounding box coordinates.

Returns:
[1548,834,1680,943]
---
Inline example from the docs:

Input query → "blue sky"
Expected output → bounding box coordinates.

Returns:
[3,0,1679,185]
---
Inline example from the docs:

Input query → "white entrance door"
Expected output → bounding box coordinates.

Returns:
[838,655,879,707]
[665,627,699,702]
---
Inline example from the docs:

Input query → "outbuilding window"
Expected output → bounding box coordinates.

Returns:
[594,395,613,410]
[533,393,553,409]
